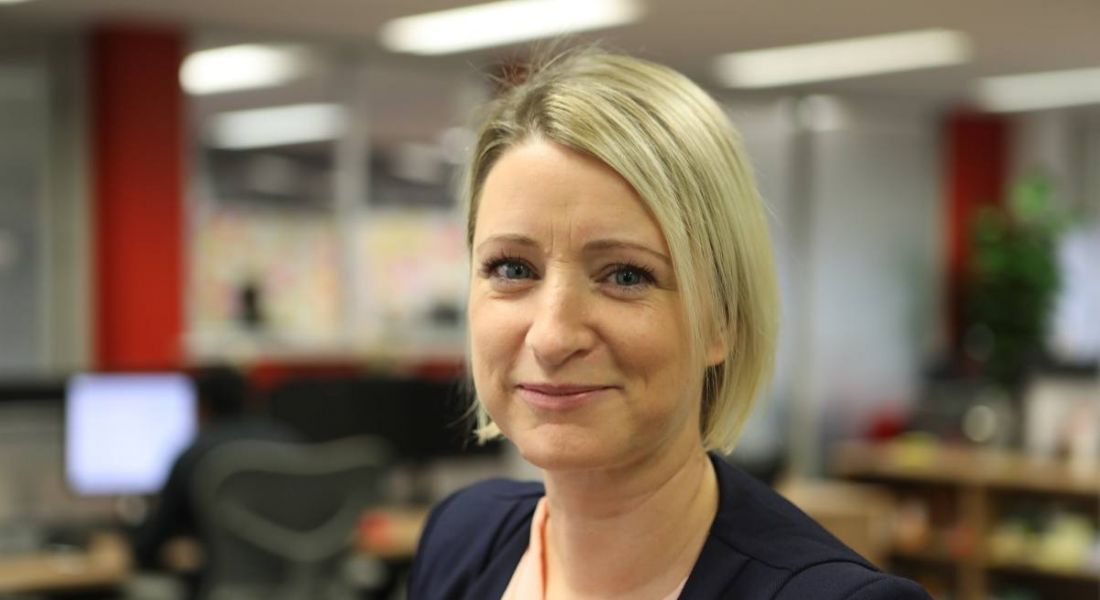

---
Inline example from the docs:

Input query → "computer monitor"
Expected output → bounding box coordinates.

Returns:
[65,373,198,496]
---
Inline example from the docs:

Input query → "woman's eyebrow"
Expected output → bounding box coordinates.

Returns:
[475,234,539,254]
[584,239,671,267]
[474,235,671,267]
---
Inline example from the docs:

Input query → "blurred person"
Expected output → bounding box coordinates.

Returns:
[132,365,297,595]
[408,49,931,599]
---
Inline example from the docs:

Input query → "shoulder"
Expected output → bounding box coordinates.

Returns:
[408,478,542,596]
[698,456,931,599]
[772,562,931,599]
[417,478,543,552]
[707,456,873,571]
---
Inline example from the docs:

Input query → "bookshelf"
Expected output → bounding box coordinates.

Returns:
[831,441,1100,600]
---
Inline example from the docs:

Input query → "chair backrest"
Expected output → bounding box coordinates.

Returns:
[191,436,390,600]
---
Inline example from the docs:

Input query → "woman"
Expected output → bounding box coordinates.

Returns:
[409,49,930,600]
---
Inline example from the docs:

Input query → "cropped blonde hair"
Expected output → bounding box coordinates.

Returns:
[465,49,778,453]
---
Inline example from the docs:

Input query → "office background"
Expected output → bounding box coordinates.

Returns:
[1,1,1099,599]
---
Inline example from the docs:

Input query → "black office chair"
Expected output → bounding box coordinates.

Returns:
[191,436,391,600]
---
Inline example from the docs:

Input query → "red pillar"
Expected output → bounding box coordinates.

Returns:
[943,112,1009,354]
[90,25,186,370]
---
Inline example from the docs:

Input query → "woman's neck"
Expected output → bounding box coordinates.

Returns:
[541,438,719,600]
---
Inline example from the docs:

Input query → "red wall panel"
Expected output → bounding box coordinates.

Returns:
[90,25,185,370]
[944,112,1009,353]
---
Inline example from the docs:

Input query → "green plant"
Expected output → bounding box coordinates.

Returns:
[966,177,1068,388]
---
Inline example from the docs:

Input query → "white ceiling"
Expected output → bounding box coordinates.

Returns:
[4,0,1100,142]
[5,0,1100,93]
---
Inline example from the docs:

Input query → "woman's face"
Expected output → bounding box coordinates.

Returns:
[468,139,709,471]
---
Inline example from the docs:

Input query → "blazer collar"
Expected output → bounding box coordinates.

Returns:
[464,452,740,599]
[678,452,748,598]
[466,492,539,599]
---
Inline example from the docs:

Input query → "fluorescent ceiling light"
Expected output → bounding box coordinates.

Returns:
[181,44,306,95]
[975,67,1100,112]
[714,29,971,89]
[209,103,346,149]
[379,0,642,55]
[0,0,36,4]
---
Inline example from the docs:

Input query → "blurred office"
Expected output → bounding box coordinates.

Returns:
[0,1,1098,599]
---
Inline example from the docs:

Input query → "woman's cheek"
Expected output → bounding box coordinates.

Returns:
[469,300,523,390]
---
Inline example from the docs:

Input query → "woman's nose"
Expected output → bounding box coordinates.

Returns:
[525,275,596,369]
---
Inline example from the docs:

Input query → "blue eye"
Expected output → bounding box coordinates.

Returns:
[496,261,531,279]
[609,264,654,288]
[483,257,535,281]
[613,268,645,286]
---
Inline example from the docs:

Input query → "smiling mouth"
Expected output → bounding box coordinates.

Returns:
[515,383,615,410]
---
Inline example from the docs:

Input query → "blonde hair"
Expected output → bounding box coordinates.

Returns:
[465,49,778,453]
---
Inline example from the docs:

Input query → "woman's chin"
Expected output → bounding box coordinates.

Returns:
[511,427,625,473]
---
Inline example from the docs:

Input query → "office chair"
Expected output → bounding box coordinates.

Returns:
[191,436,391,600]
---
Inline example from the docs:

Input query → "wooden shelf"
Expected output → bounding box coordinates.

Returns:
[831,440,1100,600]
[890,546,962,565]
[984,560,1100,584]
[832,441,1100,496]
[890,549,1100,584]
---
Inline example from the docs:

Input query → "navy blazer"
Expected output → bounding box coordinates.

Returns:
[409,453,931,599]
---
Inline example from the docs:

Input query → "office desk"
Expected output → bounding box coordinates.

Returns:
[0,532,131,594]
[0,506,428,594]
[358,506,429,561]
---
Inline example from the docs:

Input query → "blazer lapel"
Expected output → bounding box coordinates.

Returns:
[678,453,749,599]
[464,522,531,599]
[679,535,751,599]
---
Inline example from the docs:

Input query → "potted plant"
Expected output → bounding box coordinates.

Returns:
[965,176,1069,391]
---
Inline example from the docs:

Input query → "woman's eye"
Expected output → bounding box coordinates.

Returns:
[609,265,654,288]
[491,260,532,280]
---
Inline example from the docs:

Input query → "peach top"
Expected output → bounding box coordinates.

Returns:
[502,497,687,600]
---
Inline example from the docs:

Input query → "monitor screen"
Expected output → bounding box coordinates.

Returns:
[65,373,197,496]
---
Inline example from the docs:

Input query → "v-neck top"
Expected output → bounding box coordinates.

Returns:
[410,453,932,600]
[501,497,687,599]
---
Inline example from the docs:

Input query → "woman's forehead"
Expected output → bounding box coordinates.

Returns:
[473,140,669,254]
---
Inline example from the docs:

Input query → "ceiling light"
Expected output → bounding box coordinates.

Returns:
[209,104,346,149]
[0,0,36,5]
[379,0,642,55]
[975,67,1100,112]
[180,44,306,95]
[714,29,971,89]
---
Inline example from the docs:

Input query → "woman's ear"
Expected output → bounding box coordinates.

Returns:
[705,333,727,367]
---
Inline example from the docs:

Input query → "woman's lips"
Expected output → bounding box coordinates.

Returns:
[516,383,614,410]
